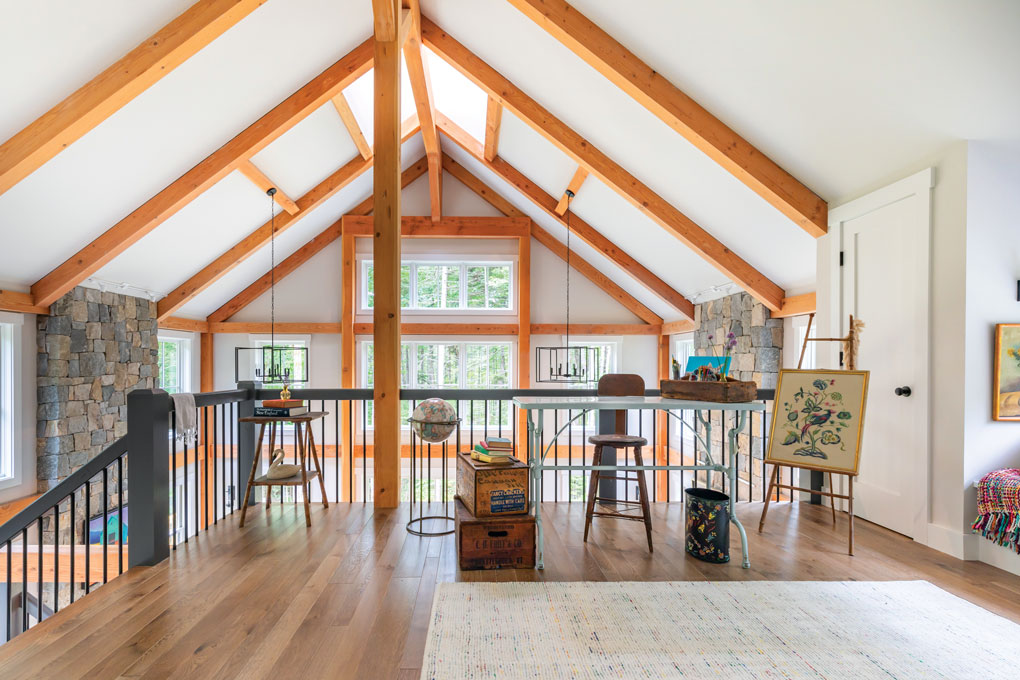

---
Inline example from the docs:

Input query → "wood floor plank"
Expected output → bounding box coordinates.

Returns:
[0,501,1018,680]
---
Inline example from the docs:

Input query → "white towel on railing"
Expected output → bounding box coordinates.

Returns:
[170,392,198,446]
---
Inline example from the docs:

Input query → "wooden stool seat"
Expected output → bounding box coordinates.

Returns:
[584,434,653,552]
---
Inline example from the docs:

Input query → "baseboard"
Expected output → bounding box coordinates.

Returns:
[926,522,1020,576]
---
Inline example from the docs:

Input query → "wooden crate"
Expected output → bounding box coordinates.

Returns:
[456,451,529,517]
[455,499,535,570]
[660,379,757,403]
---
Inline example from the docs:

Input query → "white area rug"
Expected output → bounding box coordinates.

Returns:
[420,581,1020,679]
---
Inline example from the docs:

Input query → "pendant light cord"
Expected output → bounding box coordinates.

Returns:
[267,188,277,355]
[565,190,574,353]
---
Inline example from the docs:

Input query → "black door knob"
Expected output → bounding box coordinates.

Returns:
[894,386,912,397]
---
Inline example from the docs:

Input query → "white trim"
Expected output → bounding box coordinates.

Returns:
[157,334,193,394]
[828,167,934,544]
[0,311,30,500]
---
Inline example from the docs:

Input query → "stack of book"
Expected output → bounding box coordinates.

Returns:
[254,399,308,417]
[471,436,515,464]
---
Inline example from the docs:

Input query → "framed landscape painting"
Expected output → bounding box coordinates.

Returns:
[993,324,1020,421]
[766,369,870,475]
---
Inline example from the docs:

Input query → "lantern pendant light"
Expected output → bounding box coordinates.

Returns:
[233,187,309,393]
[536,190,600,383]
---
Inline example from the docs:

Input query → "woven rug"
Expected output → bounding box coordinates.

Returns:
[420,581,1020,679]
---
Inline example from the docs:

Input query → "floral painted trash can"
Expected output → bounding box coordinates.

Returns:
[685,488,730,563]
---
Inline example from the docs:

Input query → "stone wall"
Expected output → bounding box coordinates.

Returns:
[36,286,158,492]
[690,292,783,498]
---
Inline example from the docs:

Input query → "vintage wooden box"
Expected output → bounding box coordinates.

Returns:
[660,379,757,403]
[456,451,529,517]
[455,498,536,570]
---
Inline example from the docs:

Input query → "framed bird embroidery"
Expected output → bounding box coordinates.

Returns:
[766,369,870,475]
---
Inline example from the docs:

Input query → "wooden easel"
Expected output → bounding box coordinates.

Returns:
[758,316,864,555]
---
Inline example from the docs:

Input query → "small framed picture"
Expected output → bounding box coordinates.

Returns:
[993,324,1020,421]
[766,369,870,475]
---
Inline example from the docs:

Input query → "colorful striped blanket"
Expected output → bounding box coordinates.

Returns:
[972,468,1020,554]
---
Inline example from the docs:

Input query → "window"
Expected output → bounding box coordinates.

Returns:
[0,322,13,481]
[673,334,694,376]
[792,318,817,369]
[565,340,618,389]
[248,337,308,389]
[361,260,513,312]
[157,336,192,394]
[361,340,513,427]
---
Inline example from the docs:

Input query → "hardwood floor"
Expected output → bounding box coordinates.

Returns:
[1,501,1018,679]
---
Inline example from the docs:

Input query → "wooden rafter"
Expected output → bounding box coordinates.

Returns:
[331,93,372,160]
[237,161,299,214]
[341,215,529,238]
[0,0,267,197]
[439,153,663,324]
[403,0,442,221]
[555,166,588,215]
[30,37,374,309]
[201,321,663,335]
[484,97,503,161]
[0,289,48,315]
[661,320,695,335]
[504,0,827,237]
[208,156,428,322]
[438,117,694,318]
[771,292,816,319]
[160,317,209,333]
[422,18,785,311]
[532,324,659,336]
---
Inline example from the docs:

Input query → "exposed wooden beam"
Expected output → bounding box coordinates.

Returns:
[771,292,816,319]
[555,166,588,215]
[340,227,355,502]
[160,317,209,333]
[517,225,531,443]
[531,324,661,336]
[422,19,785,311]
[372,0,399,41]
[0,289,48,315]
[484,96,503,162]
[374,0,403,508]
[237,161,299,214]
[403,0,442,221]
[438,119,693,318]
[342,215,530,238]
[156,155,371,321]
[661,319,695,335]
[31,37,374,308]
[0,0,267,197]
[209,322,342,334]
[211,156,429,323]
[355,323,518,335]
[331,92,372,160]
[200,332,214,392]
[503,0,827,237]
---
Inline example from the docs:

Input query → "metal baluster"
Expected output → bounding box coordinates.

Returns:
[183,433,188,543]
[118,456,124,573]
[651,410,656,503]
[212,405,218,524]
[5,539,11,640]
[37,518,43,621]
[498,400,503,438]
[347,401,353,502]
[69,492,75,604]
[203,407,209,530]
[484,400,489,441]
[102,468,108,583]
[666,410,671,502]
[84,484,90,595]
[194,418,200,536]
[553,409,559,503]
[171,411,177,546]
[22,527,28,631]
[362,401,367,503]
[52,503,59,613]
[567,409,573,503]
[409,405,416,509]
[220,405,227,511]
[469,400,475,451]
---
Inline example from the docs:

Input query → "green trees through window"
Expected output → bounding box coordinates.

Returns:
[363,261,512,311]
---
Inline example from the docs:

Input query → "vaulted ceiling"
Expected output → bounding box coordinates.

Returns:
[1,0,1017,323]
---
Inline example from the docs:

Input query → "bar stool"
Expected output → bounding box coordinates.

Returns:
[584,433,653,552]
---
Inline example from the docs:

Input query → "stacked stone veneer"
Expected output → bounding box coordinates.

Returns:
[36,286,158,492]
[691,292,783,498]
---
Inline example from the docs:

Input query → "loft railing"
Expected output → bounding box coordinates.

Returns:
[0,383,789,644]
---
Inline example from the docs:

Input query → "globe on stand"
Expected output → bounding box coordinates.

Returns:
[407,399,460,444]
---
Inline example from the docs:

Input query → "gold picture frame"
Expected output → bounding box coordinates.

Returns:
[765,369,870,475]
[993,323,1020,421]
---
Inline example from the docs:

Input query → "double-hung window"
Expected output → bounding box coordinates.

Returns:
[361,340,513,428]
[246,336,309,389]
[361,260,513,312]
[157,335,192,394]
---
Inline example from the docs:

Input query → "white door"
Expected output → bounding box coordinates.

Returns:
[831,169,932,539]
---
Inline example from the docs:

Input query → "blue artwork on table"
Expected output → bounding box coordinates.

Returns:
[88,505,128,545]
[685,355,731,376]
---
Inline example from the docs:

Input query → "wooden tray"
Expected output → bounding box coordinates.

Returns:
[660,379,757,403]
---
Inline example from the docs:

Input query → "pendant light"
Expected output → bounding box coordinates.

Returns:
[233,187,309,392]
[536,190,600,383]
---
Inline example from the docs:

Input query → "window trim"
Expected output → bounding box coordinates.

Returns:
[0,312,25,494]
[358,255,516,315]
[157,333,193,395]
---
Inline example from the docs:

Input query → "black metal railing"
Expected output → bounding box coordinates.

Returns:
[0,383,797,645]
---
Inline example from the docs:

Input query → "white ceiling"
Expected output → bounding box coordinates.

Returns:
[2,0,1017,321]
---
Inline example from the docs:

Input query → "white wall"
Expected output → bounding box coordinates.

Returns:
[0,312,37,502]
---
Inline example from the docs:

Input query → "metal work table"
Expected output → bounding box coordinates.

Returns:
[512,396,766,570]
